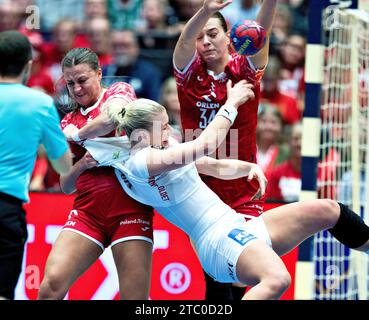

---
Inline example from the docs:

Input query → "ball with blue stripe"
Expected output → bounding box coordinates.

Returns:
[230,20,267,56]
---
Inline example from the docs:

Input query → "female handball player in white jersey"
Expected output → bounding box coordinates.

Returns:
[90,79,369,300]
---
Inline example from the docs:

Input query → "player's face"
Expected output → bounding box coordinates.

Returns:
[196,17,229,65]
[64,63,102,107]
[151,111,170,148]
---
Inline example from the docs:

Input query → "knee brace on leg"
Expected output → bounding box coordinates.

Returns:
[231,285,246,300]
[204,271,233,300]
[328,202,369,248]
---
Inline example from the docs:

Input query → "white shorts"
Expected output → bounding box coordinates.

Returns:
[194,213,272,283]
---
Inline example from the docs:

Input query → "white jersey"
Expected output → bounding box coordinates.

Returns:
[113,143,235,242]
[84,136,272,282]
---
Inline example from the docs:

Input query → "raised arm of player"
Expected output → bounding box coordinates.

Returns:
[173,0,232,70]
[250,0,278,70]
[146,80,254,176]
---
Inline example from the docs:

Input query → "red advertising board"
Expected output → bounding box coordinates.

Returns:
[15,193,297,300]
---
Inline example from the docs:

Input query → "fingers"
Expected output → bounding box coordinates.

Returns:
[251,190,262,201]
[248,167,267,199]
[204,0,233,14]
[247,88,255,100]
[259,178,266,197]
[217,0,233,10]
[84,152,99,168]
[228,79,254,90]
[226,79,255,107]
[233,81,254,93]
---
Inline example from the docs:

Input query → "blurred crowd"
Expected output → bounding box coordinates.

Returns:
[0,0,308,203]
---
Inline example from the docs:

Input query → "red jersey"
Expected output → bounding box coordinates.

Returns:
[267,160,301,202]
[60,82,143,209]
[174,53,264,208]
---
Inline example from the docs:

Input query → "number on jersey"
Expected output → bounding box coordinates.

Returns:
[199,108,217,129]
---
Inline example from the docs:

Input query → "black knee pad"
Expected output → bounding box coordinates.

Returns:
[204,271,234,300]
[231,285,246,300]
[328,202,369,248]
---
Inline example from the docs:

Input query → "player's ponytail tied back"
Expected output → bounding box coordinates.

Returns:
[113,99,166,139]
[119,108,126,119]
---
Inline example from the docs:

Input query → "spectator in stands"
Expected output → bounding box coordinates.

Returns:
[137,0,182,49]
[287,0,308,36]
[277,32,306,98]
[0,0,42,35]
[256,105,289,179]
[1,0,51,89]
[107,0,143,30]
[0,1,22,32]
[2,0,53,92]
[42,19,85,83]
[85,0,108,19]
[267,122,301,202]
[86,17,113,68]
[77,0,108,44]
[261,55,301,125]
[220,0,260,27]
[7,0,36,30]
[160,76,182,142]
[171,0,202,23]
[103,29,162,101]
[140,0,169,31]
[26,31,54,95]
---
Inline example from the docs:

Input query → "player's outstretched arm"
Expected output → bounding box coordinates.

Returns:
[64,98,130,142]
[146,80,254,176]
[250,0,278,70]
[196,157,267,197]
[173,0,232,70]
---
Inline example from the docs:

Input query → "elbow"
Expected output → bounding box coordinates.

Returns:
[52,151,73,176]
[59,178,75,195]
[203,143,214,156]
[60,186,75,195]
[58,166,72,177]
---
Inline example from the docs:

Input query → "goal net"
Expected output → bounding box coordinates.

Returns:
[314,4,369,300]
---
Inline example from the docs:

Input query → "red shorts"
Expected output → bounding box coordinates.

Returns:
[233,199,264,221]
[62,183,153,251]
[63,210,153,251]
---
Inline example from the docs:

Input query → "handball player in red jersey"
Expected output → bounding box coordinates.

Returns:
[173,0,278,300]
[38,48,154,300]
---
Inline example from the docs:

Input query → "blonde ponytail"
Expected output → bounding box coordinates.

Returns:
[108,98,165,138]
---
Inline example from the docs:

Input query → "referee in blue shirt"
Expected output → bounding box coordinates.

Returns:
[0,30,72,300]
